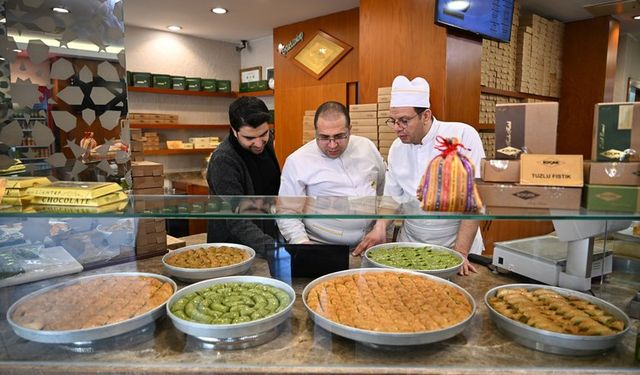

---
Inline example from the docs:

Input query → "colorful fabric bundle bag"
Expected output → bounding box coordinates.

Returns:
[417,136,483,212]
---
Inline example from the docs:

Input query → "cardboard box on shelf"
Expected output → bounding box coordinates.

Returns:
[378,110,390,119]
[481,159,520,183]
[378,87,391,95]
[495,102,559,159]
[476,181,582,209]
[132,176,164,190]
[349,104,377,112]
[350,118,377,126]
[519,154,583,187]
[583,184,640,212]
[166,140,184,149]
[133,187,164,195]
[131,161,163,177]
[592,102,640,162]
[584,161,640,186]
[350,111,377,119]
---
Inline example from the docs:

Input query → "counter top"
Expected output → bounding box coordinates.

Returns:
[0,254,638,375]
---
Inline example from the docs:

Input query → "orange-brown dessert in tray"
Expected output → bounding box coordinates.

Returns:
[306,272,472,332]
[11,275,173,331]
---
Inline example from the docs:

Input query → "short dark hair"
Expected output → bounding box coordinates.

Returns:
[314,101,350,129]
[414,107,428,115]
[228,97,271,131]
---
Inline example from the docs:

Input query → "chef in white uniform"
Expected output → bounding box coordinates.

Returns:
[353,76,485,275]
[277,101,386,246]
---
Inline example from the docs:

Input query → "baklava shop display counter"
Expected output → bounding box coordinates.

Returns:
[0,194,638,375]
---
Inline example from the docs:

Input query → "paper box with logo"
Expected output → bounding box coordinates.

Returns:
[494,102,558,159]
[476,181,581,209]
[584,161,640,186]
[583,184,640,212]
[481,159,520,183]
[592,102,640,162]
[519,154,583,187]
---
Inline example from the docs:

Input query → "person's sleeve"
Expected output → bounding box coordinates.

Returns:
[373,143,386,196]
[207,154,276,254]
[383,146,404,197]
[464,128,486,179]
[276,158,310,244]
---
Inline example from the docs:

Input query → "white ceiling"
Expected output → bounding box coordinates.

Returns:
[123,0,640,43]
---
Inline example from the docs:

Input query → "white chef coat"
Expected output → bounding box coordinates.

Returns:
[385,117,486,254]
[278,135,386,246]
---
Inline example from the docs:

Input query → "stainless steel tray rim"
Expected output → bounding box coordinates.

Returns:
[162,243,256,280]
[167,275,295,339]
[364,242,463,278]
[6,272,177,344]
[302,268,476,345]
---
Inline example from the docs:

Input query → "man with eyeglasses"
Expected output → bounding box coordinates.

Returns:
[353,76,485,276]
[277,101,385,246]
[206,96,280,257]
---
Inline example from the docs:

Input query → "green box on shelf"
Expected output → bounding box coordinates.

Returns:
[152,74,172,89]
[217,80,231,93]
[132,72,151,87]
[239,82,251,92]
[171,76,186,90]
[201,79,217,92]
[255,80,269,91]
[126,71,132,86]
[186,77,201,91]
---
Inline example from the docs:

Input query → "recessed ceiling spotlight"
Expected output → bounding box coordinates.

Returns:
[167,25,182,32]
[211,7,227,14]
[52,7,70,14]
[634,15,640,20]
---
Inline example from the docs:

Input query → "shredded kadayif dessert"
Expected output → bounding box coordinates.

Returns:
[306,272,472,332]
[166,246,249,269]
[488,288,625,336]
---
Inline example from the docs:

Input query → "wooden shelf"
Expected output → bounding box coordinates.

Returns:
[480,86,559,102]
[130,123,229,130]
[143,148,216,156]
[237,89,274,97]
[128,86,236,98]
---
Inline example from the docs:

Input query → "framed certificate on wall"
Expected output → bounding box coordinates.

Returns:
[292,30,352,80]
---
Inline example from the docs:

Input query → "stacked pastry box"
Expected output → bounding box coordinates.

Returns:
[130,128,145,161]
[302,110,315,144]
[349,103,378,147]
[131,161,167,257]
[189,137,219,149]
[129,112,178,125]
[476,102,584,209]
[583,102,640,212]
[377,86,395,160]
[1,176,51,206]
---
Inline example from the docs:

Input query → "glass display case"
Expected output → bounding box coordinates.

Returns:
[0,195,638,375]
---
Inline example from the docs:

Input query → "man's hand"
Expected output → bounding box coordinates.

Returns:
[458,256,477,276]
[352,221,387,256]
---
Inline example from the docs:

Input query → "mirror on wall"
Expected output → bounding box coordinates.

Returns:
[0,0,130,184]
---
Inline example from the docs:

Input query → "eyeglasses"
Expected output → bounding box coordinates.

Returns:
[316,131,349,143]
[385,112,421,129]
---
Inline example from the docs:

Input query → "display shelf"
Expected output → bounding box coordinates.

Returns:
[128,86,236,98]
[480,86,559,102]
[14,145,50,149]
[130,123,229,130]
[237,89,274,97]
[142,148,215,156]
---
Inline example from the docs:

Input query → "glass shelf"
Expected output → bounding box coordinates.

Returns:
[1,195,639,220]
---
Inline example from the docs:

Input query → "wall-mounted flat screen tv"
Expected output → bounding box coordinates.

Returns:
[435,0,515,43]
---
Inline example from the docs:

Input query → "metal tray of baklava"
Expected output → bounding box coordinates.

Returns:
[6,272,176,344]
[484,283,631,356]
[302,268,476,346]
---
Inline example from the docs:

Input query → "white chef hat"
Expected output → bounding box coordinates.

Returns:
[390,75,430,108]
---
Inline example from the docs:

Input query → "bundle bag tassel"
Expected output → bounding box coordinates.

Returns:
[417,136,483,212]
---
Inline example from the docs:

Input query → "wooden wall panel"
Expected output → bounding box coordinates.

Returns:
[273,8,359,164]
[445,31,482,127]
[558,16,619,157]
[481,221,554,256]
[358,0,447,113]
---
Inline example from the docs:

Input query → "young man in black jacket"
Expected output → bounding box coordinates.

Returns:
[206,96,280,257]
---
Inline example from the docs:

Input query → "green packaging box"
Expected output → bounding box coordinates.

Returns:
[152,74,171,88]
[255,80,269,91]
[186,77,201,91]
[583,184,640,212]
[217,80,231,93]
[201,79,217,92]
[592,102,640,162]
[132,72,151,87]
[239,82,251,92]
[171,76,186,90]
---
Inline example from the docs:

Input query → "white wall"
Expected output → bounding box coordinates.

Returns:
[614,33,640,102]
[240,35,274,109]
[124,26,240,173]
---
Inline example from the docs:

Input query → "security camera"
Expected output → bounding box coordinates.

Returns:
[236,40,248,52]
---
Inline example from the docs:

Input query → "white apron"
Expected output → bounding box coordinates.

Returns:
[398,218,484,254]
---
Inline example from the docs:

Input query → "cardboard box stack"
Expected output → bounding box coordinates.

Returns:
[302,110,315,144]
[515,13,564,97]
[129,112,178,125]
[349,103,378,145]
[583,102,640,212]
[142,132,161,151]
[130,128,144,161]
[377,86,395,160]
[480,0,520,91]
[131,161,167,256]
[477,102,584,209]
[189,137,219,149]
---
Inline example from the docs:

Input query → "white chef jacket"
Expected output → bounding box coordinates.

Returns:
[385,117,486,254]
[278,135,386,246]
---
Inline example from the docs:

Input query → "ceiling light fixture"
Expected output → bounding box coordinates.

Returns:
[634,15,640,20]
[167,25,182,32]
[445,1,470,12]
[52,7,70,14]
[0,18,5,23]
[211,7,227,14]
